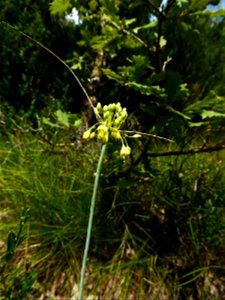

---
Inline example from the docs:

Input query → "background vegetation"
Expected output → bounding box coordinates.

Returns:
[0,0,225,298]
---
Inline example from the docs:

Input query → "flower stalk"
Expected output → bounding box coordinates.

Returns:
[79,102,134,298]
[78,143,107,299]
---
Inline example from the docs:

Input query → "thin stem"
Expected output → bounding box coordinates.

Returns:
[122,130,174,142]
[1,21,96,114]
[78,143,107,299]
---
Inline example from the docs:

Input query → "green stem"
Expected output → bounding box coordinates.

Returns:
[78,144,107,299]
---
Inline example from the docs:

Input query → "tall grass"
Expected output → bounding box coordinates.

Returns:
[0,132,101,297]
[0,130,225,298]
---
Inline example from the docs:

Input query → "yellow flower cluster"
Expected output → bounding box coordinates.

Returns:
[83,102,132,158]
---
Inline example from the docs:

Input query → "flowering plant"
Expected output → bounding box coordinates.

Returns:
[83,102,137,158]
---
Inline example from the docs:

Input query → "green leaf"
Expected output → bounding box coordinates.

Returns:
[188,121,206,128]
[73,119,82,128]
[167,106,191,120]
[91,35,113,50]
[184,91,225,117]
[20,208,30,227]
[124,18,136,27]
[116,55,150,81]
[189,0,220,12]
[198,8,225,18]
[89,0,98,11]
[159,36,167,48]
[201,110,225,119]
[55,109,70,127]
[126,81,166,97]
[133,21,158,34]
[43,112,82,129]
[100,0,119,15]
[50,0,71,16]
[102,68,124,83]
[42,117,61,128]
[5,231,17,262]
[68,114,83,128]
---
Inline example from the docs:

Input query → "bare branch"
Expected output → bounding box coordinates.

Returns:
[147,143,225,157]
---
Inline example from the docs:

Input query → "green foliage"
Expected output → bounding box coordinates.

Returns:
[50,0,72,15]
[42,109,82,129]
[0,127,224,297]
[189,0,220,11]
[0,132,103,296]
[0,209,37,298]
[1,209,30,269]
[0,0,81,116]
[1,0,225,298]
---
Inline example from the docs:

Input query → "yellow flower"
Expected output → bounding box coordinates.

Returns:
[97,124,108,144]
[90,132,96,139]
[120,145,131,157]
[83,130,91,139]
[110,128,122,140]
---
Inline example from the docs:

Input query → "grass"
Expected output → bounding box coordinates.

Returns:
[0,129,225,298]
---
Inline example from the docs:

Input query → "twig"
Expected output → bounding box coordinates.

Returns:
[122,130,174,143]
[146,143,225,157]
[108,19,150,50]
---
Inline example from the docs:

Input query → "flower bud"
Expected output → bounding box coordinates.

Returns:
[96,102,102,112]
[122,108,128,119]
[116,102,122,112]
[116,116,125,127]
[130,134,141,138]
[93,107,99,116]
[113,118,121,127]
[103,111,110,120]
[120,145,131,157]
[110,128,122,140]
[90,132,96,139]
[108,103,116,111]
[103,105,108,112]
[97,124,108,144]
[83,130,91,139]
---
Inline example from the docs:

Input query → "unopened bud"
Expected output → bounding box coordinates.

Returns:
[96,102,102,112]
[93,107,99,116]
[90,132,96,139]
[116,102,122,112]
[103,105,108,112]
[120,145,131,157]
[122,108,128,119]
[108,103,116,111]
[83,130,91,139]
[97,124,108,144]
[130,134,141,138]
[110,128,122,140]
[103,111,110,119]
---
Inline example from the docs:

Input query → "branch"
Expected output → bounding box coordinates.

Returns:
[122,130,174,143]
[146,143,225,157]
[108,19,151,50]
[145,0,164,17]
[164,0,176,14]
